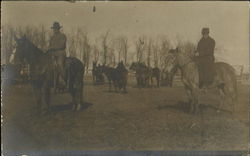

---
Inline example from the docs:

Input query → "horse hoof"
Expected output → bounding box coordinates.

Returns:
[216,110,221,113]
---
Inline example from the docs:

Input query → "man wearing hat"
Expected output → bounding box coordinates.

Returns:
[196,27,216,88]
[48,22,67,89]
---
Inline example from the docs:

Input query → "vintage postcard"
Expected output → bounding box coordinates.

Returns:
[1,1,249,156]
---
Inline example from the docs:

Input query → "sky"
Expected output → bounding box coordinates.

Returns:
[1,1,249,72]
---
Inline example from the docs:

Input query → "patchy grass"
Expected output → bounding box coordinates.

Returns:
[2,76,249,152]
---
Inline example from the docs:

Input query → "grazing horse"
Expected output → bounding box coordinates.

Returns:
[130,62,160,87]
[151,67,160,87]
[13,36,85,113]
[92,62,104,85]
[165,48,237,114]
[101,62,128,92]
[116,61,128,92]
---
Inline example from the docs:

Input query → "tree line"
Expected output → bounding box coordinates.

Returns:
[1,25,197,72]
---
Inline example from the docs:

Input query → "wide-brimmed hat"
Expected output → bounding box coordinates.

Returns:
[51,22,62,29]
[202,27,209,34]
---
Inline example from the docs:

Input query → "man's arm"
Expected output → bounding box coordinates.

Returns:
[195,40,202,56]
[205,38,215,56]
[58,34,66,50]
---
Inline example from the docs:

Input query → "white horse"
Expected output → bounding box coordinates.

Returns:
[165,48,237,114]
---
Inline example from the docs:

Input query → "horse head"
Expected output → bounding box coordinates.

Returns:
[129,62,137,71]
[165,48,180,73]
[13,35,44,65]
[12,35,28,64]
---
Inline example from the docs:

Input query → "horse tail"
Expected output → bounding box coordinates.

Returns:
[227,63,238,102]
[232,67,238,102]
[216,62,238,102]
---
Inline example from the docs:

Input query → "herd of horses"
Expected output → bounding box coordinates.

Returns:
[11,36,238,115]
[92,61,162,91]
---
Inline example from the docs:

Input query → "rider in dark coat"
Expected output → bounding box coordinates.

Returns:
[196,28,216,88]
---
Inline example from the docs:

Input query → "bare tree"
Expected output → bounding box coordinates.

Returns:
[68,35,76,57]
[152,40,159,68]
[146,38,153,67]
[1,25,15,64]
[159,36,171,69]
[116,36,129,65]
[101,30,110,65]
[177,39,196,57]
[135,36,146,63]
[92,44,100,62]
[81,32,91,73]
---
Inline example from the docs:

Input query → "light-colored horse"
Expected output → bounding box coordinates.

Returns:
[165,48,237,114]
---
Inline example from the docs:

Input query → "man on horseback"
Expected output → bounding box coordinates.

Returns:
[48,22,67,90]
[196,27,216,88]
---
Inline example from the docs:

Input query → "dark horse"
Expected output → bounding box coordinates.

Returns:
[165,48,237,114]
[92,61,104,85]
[13,36,85,113]
[130,62,160,87]
[101,61,128,92]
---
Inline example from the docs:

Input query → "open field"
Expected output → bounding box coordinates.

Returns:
[2,75,249,154]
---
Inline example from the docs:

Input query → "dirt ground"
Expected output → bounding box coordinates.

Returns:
[2,75,250,153]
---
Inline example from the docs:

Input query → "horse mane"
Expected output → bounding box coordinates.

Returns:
[24,38,44,56]
[20,37,48,64]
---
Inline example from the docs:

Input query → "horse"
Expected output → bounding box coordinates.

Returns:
[92,61,105,85]
[130,62,160,87]
[164,48,237,114]
[116,61,128,92]
[101,61,128,92]
[13,35,85,114]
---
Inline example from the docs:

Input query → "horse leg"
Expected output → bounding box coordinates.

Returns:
[53,68,58,93]
[109,79,112,92]
[157,76,160,88]
[114,81,118,92]
[219,84,236,114]
[184,86,193,113]
[92,74,95,84]
[33,86,43,115]
[217,87,226,113]
[70,89,77,110]
[123,79,127,93]
[151,77,153,87]
[192,89,199,114]
[75,82,83,111]
[44,83,51,111]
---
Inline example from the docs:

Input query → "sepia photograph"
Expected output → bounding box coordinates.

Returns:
[1,1,249,156]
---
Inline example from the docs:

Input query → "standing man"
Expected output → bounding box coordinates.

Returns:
[196,27,216,88]
[48,22,67,89]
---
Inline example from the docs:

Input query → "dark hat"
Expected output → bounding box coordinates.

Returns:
[202,27,209,34]
[51,22,62,29]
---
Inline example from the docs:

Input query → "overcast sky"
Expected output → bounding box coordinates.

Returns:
[1,1,249,72]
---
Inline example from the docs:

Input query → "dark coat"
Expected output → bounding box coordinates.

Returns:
[197,36,216,86]
[197,36,215,59]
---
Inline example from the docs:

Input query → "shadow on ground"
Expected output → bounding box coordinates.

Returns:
[157,101,232,115]
[50,102,93,112]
